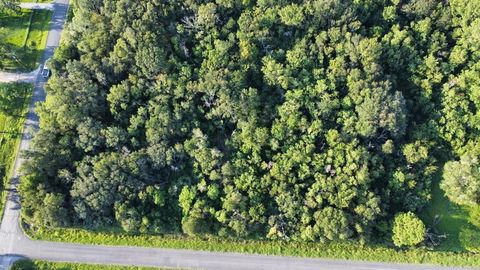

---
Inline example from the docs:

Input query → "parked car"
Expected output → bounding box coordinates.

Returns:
[42,60,51,78]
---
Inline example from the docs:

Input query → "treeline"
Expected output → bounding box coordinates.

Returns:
[20,0,479,246]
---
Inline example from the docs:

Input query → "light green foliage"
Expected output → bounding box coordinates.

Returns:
[392,212,426,247]
[279,4,304,26]
[460,225,480,253]
[0,9,51,71]
[441,155,480,206]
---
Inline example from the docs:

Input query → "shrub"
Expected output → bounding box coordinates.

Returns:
[392,212,426,247]
[460,226,480,253]
[441,155,480,206]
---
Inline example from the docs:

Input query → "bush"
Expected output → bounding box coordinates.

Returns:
[10,259,38,270]
[182,217,210,236]
[392,212,426,247]
[460,226,480,253]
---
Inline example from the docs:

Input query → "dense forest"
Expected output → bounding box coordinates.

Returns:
[19,0,479,247]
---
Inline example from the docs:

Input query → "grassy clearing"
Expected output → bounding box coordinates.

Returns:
[11,260,175,270]
[0,8,51,71]
[0,83,32,224]
[422,171,480,252]
[26,226,480,268]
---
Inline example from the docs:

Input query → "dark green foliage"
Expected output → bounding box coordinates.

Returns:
[10,260,38,270]
[19,0,479,248]
[11,260,165,270]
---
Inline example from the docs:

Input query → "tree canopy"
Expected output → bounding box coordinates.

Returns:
[18,0,480,246]
[441,155,480,206]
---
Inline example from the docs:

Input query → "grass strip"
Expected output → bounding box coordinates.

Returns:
[22,8,35,47]
[0,9,51,71]
[26,226,480,268]
[11,260,179,270]
[0,83,32,225]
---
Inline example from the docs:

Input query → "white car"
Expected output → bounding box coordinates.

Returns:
[42,60,51,78]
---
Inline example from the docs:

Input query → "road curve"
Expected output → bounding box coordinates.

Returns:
[0,1,477,270]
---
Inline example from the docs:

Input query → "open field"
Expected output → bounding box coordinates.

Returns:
[11,260,176,270]
[0,8,51,71]
[0,83,31,224]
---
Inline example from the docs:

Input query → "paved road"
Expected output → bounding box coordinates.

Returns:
[0,1,478,270]
[0,68,39,83]
[2,235,476,270]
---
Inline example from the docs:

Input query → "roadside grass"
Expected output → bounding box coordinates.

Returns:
[0,8,51,71]
[0,83,32,225]
[11,260,178,270]
[422,171,480,253]
[25,226,480,268]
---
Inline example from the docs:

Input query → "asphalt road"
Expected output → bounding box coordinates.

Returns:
[0,1,477,270]
[0,68,38,83]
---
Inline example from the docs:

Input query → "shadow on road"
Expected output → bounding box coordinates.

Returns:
[5,177,21,211]
[0,255,28,269]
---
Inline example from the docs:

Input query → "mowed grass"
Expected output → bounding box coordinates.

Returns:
[0,83,32,223]
[11,260,178,270]
[423,171,480,252]
[0,8,51,71]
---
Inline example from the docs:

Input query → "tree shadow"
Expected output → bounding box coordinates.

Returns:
[0,255,28,269]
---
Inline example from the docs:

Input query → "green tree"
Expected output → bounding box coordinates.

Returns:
[392,212,426,247]
[39,193,68,228]
[441,155,480,206]
[279,4,304,26]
